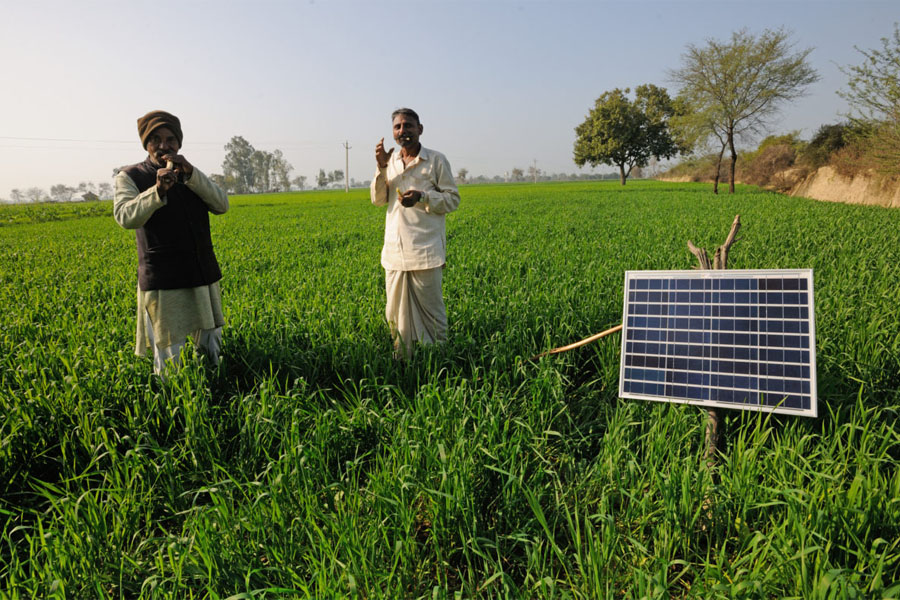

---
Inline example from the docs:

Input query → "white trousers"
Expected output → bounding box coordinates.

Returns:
[385,267,447,358]
[145,311,223,375]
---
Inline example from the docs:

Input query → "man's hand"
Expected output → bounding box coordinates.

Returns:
[162,153,194,178]
[398,189,422,208]
[156,167,177,195]
[375,137,394,169]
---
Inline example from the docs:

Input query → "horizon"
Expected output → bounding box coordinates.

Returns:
[1,0,895,201]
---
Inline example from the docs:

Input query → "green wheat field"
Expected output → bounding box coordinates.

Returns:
[1,181,898,598]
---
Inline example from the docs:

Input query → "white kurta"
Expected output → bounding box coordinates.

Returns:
[371,146,459,356]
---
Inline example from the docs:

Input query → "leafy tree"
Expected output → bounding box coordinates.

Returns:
[457,168,468,184]
[209,173,227,190]
[222,136,256,194]
[251,150,273,193]
[292,175,307,191]
[329,170,344,184]
[574,84,686,185]
[670,28,818,193]
[50,184,76,203]
[271,150,293,192]
[799,123,854,168]
[316,169,328,188]
[510,167,524,182]
[838,23,900,174]
[97,183,113,200]
[10,189,23,204]
[527,165,542,183]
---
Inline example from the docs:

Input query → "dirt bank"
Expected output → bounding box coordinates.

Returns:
[790,166,900,208]
[659,166,900,208]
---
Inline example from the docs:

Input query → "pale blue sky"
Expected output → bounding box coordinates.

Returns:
[0,0,895,199]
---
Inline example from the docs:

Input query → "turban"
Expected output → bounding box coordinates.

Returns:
[137,110,183,149]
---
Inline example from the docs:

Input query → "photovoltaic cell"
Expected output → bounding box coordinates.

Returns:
[619,269,817,417]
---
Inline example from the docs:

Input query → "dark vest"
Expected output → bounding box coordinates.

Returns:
[123,158,222,291]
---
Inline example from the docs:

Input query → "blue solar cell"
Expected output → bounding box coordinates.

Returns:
[620,269,816,417]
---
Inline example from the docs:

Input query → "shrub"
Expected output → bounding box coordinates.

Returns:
[799,123,855,168]
[741,143,798,190]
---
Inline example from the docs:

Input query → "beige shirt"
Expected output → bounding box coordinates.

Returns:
[114,165,229,353]
[370,146,460,271]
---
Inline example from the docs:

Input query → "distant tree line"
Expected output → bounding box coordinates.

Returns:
[211,136,295,194]
[454,169,620,185]
[3,181,113,204]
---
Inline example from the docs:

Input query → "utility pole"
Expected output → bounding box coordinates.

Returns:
[343,140,351,192]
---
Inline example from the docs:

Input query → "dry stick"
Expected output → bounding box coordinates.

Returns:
[688,214,741,467]
[529,324,623,361]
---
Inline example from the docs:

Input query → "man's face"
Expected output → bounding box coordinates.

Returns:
[146,127,181,166]
[392,114,423,149]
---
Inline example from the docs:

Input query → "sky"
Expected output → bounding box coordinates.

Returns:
[0,0,896,200]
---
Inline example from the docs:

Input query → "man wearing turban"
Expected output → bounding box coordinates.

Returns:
[114,110,229,375]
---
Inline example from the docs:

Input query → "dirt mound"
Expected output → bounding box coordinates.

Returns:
[790,166,900,208]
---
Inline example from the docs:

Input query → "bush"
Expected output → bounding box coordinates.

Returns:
[741,144,798,190]
[799,123,855,168]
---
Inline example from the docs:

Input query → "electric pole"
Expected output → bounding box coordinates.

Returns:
[343,140,351,192]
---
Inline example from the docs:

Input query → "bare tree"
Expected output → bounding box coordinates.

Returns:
[670,28,819,193]
[25,187,47,203]
[50,184,76,203]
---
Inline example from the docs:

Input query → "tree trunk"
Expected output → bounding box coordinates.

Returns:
[619,164,626,186]
[687,214,741,468]
[713,143,726,195]
[728,129,737,194]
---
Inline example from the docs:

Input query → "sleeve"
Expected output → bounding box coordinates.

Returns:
[185,167,229,215]
[421,154,460,215]
[370,166,389,207]
[113,171,166,230]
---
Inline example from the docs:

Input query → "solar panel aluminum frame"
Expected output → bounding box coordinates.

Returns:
[619,269,817,417]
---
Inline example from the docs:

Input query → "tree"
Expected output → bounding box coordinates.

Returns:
[271,149,293,192]
[457,168,468,184]
[222,136,256,194]
[25,187,47,203]
[510,167,524,182]
[838,23,900,174]
[50,184,76,203]
[251,150,273,192]
[97,182,113,200]
[670,28,819,193]
[10,189,23,204]
[329,170,344,184]
[574,84,686,185]
[292,175,307,191]
[316,169,328,188]
[527,165,542,183]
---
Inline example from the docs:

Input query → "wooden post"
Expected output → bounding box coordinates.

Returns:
[687,214,741,467]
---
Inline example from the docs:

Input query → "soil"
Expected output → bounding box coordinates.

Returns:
[789,166,900,208]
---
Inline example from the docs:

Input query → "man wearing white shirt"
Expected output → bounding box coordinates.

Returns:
[370,108,460,358]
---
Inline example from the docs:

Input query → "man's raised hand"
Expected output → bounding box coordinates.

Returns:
[375,137,394,169]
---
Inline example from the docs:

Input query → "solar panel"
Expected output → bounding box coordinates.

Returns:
[619,269,817,417]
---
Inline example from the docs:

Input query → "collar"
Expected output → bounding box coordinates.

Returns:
[393,145,430,167]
